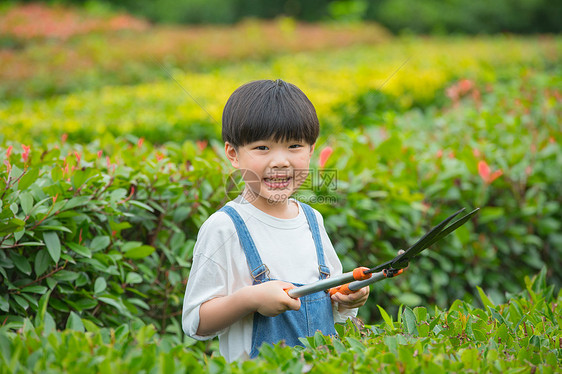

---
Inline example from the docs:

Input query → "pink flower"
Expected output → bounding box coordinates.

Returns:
[6,146,13,158]
[156,152,164,161]
[74,151,81,164]
[137,137,144,148]
[436,149,443,158]
[478,160,503,184]
[319,146,333,168]
[196,140,208,151]
[21,144,30,162]
[472,148,481,158]
[61,133,68,143]
[458,79,474,94]
[97,150,103,159]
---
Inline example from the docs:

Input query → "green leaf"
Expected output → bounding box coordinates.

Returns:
[19,192,33,216]
[94,278,107,294]
[10,252,32,275]
[43,231,61,263]
[402,307,418,336]
[71,169,92,190]
[0,218,25,235]
[51,166,63,182]
[66,242,92,258]
[21,285,48,294]
[66,311,85,332]
[35,225,72,233]
[34,250,52,277]
[476,286,495,310]
[129,200,154,212]
[90,236,110,252]
[377,305,394,330]
[63,196,91,211]
[35,289,52,327]
[125,272,143,284]
[0,295,9,312]
[13,294,29,310]
[123,245,155,259]
[414,306,427,322]
[83,319,100,333]
[52,270,79,282]
[18,167,39,191]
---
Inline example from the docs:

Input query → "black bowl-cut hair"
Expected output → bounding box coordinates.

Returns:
[222,79,320,149]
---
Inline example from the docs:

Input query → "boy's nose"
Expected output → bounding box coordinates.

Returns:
[269,150,291,168]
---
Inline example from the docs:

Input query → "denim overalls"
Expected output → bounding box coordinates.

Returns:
[220,202,337,358]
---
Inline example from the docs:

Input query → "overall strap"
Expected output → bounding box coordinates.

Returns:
[299,202,331,280]
[219,206,270,284]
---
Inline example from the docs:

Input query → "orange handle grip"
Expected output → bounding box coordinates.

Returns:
[353,267,371,280]
[329,283,354,296]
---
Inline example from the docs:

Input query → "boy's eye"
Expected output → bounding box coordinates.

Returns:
[289,144,303,149]
[255,146,269,150]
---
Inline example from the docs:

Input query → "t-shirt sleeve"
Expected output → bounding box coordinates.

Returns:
[181,211,237,340]
[313,209,359,323]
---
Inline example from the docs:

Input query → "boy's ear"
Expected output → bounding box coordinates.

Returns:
[309,143,316,156]
[224,142,240,168]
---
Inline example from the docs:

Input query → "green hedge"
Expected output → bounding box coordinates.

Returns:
[0,269,559,372]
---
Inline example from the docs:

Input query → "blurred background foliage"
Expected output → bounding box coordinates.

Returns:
[5,0,561,33]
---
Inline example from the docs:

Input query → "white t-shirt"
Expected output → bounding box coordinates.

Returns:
[182,196,357,362]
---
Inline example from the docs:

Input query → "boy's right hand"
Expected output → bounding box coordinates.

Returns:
[252,281,301,317]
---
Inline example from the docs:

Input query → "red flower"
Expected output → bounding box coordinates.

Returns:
[436,149,443,158]
[74,151,81,164]
[6,146,13,158]
[21,144,30,162]
[319,146,333,168]
[97,150,103,159]
[478,160,503,184]
[156,152,164,161]
[196,140,208,151]
[137,137,144,148]
[61,133,68,143]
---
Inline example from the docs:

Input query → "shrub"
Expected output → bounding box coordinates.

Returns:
[0,138,227,334]
[0,269,559,372]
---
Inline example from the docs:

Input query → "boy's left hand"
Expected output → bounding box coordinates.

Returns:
[331,286,369,309]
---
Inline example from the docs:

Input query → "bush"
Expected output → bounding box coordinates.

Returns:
[0,138,227,334]
[311,68,561,321]
[0,269,559,372]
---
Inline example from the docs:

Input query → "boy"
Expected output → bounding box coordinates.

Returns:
[182,79,369,362]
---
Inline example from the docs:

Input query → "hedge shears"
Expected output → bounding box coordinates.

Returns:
[287,207,479,299]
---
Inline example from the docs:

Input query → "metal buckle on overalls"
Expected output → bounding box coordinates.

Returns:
[251,264,270,283]
[319,265,331,279]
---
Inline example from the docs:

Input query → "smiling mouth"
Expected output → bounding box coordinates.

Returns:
[263,176,292,189]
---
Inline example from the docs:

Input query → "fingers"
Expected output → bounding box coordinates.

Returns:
[331,286,369,309]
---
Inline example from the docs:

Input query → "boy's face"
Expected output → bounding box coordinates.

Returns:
[225,138,314,206]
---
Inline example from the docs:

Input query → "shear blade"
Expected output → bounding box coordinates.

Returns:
[367,207,477,273]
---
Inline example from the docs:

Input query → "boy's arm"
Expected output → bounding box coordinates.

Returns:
[197,280,301,336]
